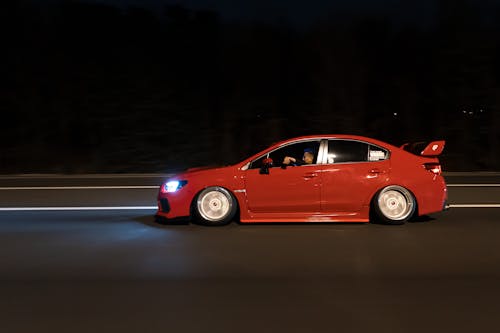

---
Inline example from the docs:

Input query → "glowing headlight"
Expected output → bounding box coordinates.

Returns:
[163,180,187,193]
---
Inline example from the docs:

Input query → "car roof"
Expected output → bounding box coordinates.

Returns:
[272,134,394,148]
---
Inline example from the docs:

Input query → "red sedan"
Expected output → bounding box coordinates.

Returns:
[156,135,447,225]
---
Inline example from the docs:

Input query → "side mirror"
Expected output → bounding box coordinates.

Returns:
[260,158,273,175]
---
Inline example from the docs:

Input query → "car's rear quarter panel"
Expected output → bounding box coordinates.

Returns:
[388,150,447,216]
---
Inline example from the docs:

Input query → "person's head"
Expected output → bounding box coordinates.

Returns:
[302,148,314,164]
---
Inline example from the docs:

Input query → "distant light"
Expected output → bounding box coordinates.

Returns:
[469,111,473,115]
[462,110,467,114]
[480,109,484,113]
[393,112,398,116]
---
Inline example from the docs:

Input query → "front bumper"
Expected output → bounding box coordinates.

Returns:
[156,188,193,221]
[158,198,170,213]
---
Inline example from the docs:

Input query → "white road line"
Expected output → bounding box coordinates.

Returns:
[0,206,157,211]
[0,186,159,190]
[449,204,500,208]
[447,184,500,187]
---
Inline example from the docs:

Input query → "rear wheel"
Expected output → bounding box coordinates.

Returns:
[193,187,237,226]
[373,185,416,225]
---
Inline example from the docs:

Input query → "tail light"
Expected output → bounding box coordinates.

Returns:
[424,163,442,176]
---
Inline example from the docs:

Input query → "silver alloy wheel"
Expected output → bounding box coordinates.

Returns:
[197,188,233,222]
[377,186,414,221]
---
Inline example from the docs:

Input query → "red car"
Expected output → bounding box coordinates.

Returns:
[156,135,447,225]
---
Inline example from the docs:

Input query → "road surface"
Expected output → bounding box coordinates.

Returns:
[0,173,499,333]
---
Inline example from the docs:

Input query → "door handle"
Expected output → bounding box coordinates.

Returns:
[369,168,381,174]
[303,172,318,179]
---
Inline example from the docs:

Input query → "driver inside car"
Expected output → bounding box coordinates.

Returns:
[282,148,315,166]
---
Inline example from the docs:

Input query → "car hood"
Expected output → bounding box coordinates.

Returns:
[172,164,233,179]
[185,165,223,173]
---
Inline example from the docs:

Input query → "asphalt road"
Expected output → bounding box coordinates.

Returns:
[0,174,499,333]
[0,173,499,206]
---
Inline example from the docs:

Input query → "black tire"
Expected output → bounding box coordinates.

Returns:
[372,185,416,225]
[192,187,237,226]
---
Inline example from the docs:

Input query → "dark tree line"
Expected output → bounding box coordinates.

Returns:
[1,0,499,172]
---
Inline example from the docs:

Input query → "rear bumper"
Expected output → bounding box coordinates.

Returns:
[415,175,448,216]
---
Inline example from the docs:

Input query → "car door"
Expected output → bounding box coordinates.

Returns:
[244,140,322,214]
[320,139,390,214]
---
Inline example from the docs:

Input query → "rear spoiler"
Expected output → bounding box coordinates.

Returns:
[400,140,445,157]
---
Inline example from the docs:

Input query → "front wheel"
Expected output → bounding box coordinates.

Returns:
[372,185,416,225]
[192,187,237,226]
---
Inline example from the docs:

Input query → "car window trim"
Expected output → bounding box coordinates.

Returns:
[318,139,328,164]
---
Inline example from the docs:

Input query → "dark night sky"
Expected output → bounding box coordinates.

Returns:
[6,0,500,172]
[25,0,447,26]
[30,0,500,27]
[137,0,438,25]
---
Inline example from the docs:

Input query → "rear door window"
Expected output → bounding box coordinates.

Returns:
[327,140,388,164]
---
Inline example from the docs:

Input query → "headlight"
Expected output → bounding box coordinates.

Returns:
[162,180,188,193]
